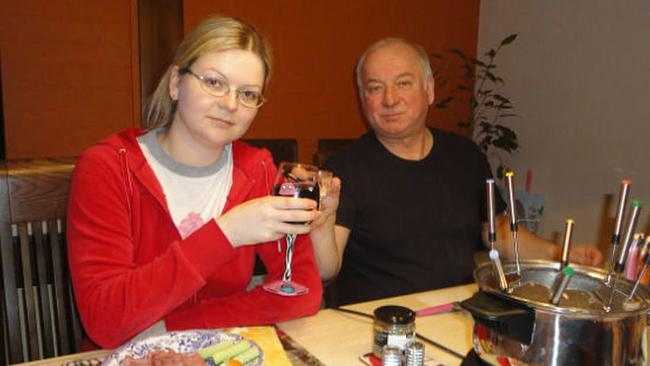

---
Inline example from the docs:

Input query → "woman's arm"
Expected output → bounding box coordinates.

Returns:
[307,177,346,280]
[68,149,237,348]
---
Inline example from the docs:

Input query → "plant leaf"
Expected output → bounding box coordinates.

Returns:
[435,96,454,109]
[497,165,505,180]
[449,48,470,60]
[492,126,519,152]
[472,59,488,67]
[500,34,518,46]
[492,94,511,103]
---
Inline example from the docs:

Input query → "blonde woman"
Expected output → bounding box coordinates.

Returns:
[67,16,339,349]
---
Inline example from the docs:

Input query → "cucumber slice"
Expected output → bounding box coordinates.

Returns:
[210,341,251,364]
[197,341,235,359]
[233,346,260,364]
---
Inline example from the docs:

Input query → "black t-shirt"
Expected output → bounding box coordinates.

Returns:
[324,128,506,306]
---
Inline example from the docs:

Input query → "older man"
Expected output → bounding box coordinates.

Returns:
[319,38,602,306]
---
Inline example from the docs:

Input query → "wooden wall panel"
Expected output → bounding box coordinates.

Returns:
[138,0,183,121]
[0,0,139,159]
[184,0,480,162]
[0,1,478,161]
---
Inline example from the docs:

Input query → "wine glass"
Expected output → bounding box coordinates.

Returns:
[318,170,333,202]
[263,162,324,296]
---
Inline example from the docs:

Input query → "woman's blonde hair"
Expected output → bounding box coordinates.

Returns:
[144,16,272,130]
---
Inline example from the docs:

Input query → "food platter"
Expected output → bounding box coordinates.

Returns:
[101,330,263,366]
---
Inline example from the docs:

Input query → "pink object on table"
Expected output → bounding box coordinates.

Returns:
[416,302,456,317]
[525,170,532,193]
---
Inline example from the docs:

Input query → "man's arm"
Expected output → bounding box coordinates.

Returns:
[308,177,351,281]
[483,214,603,266]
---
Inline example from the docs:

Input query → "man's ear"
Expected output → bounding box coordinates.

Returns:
[426,76,435,105]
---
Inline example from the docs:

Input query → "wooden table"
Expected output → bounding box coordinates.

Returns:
[277,283,477,365]
[10,284,478,366]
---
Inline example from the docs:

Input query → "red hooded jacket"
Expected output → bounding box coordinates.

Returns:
[67,128,322,349]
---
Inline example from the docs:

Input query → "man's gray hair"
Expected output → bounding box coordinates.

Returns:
[355,37,433,94]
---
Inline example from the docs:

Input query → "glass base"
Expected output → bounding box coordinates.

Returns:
[263,280,309,297]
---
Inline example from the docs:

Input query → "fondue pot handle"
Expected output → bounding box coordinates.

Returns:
[461,291,536,345]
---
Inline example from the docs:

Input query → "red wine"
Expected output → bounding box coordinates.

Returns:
[273,181,320,209]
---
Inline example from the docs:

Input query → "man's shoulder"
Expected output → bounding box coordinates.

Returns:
[431,128,483,157]
[432,127,473,146]
[323,132,376,170]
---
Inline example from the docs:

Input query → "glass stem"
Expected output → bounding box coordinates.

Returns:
[282,233,296,281]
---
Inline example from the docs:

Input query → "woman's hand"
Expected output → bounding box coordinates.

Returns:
[216,195,318,247]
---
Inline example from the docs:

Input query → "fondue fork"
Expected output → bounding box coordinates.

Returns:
[415,302,461,317]
[489,249,510,292]
[486,179,498,251]
[560,219,574,270]
[628,235,650,300]
[486,179,510,292]
[505,171,521,275]
[606,179,631,285]
[639,235,650,264]
[550,265,575,305]
[606,200,643,311]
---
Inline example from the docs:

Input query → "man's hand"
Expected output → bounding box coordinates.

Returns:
[311,177,341,230]
[569,245,603,267]
[309,177,343,280]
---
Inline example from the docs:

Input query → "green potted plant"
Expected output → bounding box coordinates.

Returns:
[432,34,519,179]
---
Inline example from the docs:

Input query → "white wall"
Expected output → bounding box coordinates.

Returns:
[478,1,650,250]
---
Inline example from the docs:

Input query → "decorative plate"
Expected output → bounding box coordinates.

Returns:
[101,330,263,366]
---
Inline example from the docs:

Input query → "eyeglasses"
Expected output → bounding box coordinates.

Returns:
[180,68,266,108]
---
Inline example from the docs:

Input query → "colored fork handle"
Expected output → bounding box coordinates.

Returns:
[416,302,456,317]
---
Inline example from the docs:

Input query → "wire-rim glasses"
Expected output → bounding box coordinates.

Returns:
[180,67,266,108]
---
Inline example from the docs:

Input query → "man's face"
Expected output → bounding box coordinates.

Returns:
[360,43,434,141]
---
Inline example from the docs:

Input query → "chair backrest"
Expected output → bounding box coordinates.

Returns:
[242,139,298,166]
[0,157,83,365]
[314,139,355,166]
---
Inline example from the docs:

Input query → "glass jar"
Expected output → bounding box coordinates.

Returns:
[373,305,416,358]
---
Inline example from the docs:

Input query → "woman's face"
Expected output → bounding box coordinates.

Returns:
[168,49,265,149]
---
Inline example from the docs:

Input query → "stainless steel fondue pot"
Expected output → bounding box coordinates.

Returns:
[461,260,650,366]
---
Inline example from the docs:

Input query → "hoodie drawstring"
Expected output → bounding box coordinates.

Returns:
[118,148,134,235]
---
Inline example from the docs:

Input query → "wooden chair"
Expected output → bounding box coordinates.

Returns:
[242,138,298,166]
[0,157,83,365]
[313,139,355,166]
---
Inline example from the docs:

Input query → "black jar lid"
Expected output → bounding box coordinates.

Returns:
[374,305,415,324]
